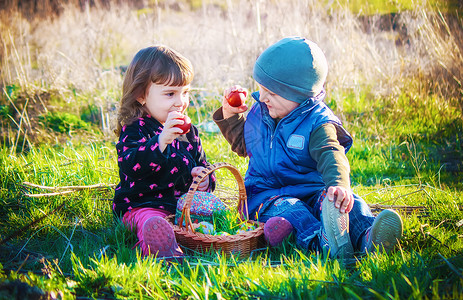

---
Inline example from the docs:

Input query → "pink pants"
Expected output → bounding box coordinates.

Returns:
[122,207,172,256]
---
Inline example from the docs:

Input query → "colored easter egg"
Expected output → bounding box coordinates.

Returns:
[196,221,215,235]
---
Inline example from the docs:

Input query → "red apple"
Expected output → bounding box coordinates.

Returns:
[226,91,246,107]
[174,115,191,134]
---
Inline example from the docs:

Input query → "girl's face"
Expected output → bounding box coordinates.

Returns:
[258,84,299,120]
[138,83,191,124]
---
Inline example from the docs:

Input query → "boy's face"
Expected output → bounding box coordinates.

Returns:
[258,84,299,119]
[137,83,190,124]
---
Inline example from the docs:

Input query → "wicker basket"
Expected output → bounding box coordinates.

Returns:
[166,162,265,258]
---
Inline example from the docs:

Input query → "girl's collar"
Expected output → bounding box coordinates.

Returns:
[139,114,163,129]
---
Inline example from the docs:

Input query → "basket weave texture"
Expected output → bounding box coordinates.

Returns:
[166,162,265,258]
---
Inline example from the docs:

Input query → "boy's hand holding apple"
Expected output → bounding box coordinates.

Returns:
[222,85,248,119]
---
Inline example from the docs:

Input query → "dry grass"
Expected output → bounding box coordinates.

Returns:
[0,0,462,126]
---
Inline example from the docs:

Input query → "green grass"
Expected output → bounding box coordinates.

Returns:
[0,79,462,299]
[1,82,462,299]
[331,0,462,14]
[0,112,462,298]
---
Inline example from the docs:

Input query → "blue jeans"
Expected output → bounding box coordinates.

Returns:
[251,191,375,251]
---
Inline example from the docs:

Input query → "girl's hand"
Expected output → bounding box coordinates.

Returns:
[222,85,249,119]
[191,166,210,191]
[326,186,354,214]
[158,111,186,152]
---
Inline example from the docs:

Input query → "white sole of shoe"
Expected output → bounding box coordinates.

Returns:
[321,196,354,259]
[369,209,403,253]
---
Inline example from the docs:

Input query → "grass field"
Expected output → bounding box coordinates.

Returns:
[0,0,462,299]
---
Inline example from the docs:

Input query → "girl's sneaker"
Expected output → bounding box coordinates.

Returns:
[142,216,184,259]
[264,217,293,247]
[361,209,403,254]
[321,196,354,259]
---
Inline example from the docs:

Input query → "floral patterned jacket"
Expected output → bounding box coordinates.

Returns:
[113,115,215,217]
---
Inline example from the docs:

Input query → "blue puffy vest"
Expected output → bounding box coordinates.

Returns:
[244,91,353,215]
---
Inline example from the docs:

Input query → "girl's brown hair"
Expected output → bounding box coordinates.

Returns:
[115,45,194,135]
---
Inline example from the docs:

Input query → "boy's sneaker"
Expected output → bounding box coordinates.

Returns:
[142,216,184,260]
[361,209,403,254]
[264,217,293,247]
[321,196,354,259]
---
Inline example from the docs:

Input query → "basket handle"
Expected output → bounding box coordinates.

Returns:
[178,162,248,232]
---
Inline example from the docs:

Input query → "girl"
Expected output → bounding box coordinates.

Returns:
[113,45,215,259]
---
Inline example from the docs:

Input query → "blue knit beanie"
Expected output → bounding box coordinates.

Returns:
[253,37,328,103]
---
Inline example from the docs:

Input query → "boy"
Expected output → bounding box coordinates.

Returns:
[213,37,403,258]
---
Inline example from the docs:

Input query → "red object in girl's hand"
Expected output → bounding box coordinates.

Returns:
[226,91,246,107]
[175,115,191,134]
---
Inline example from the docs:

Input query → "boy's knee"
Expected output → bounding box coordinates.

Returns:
[274,196,301,207]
